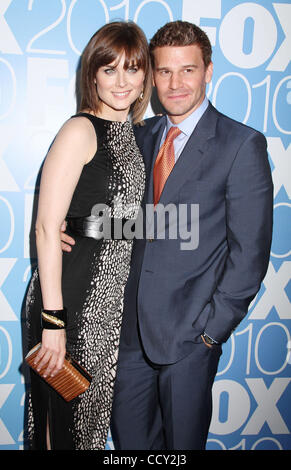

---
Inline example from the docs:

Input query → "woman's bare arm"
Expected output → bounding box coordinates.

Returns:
[33,116,96,377]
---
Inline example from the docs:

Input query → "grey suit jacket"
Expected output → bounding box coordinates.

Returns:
[121,102,273,365]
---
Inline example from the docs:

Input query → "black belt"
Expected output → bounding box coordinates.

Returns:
[66,216,136,240]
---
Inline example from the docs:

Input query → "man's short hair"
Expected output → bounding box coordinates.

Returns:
[149,21,212,68]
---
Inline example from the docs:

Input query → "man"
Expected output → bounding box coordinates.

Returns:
[62,21,273,449]
[109,21,273,450]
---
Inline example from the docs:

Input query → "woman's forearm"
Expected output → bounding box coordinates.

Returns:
[34,224,67,378]
[35,224,63,310]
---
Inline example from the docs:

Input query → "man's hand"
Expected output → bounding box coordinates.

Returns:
[60,221,75,252]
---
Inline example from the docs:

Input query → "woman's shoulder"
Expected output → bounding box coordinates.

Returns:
[46,113,97,166]
[57,113,97,144]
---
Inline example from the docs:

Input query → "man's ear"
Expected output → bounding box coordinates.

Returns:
[205,61,213,84]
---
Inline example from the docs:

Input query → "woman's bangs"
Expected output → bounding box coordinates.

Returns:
[108,40,146,70]
[125,43,146,69]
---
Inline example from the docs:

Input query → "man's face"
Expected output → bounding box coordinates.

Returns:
[152,45,213,124]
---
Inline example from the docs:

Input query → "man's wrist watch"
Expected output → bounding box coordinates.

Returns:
[202,333,218,345]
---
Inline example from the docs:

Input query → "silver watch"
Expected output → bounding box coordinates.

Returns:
[202,333,218,345]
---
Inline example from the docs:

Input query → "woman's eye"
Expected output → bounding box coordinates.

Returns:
[104,68,115,74]
[128,67,138,73]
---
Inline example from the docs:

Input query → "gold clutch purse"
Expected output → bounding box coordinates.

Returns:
[25,343,92,402]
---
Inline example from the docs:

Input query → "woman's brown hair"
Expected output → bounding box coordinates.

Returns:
[80,21,152,124]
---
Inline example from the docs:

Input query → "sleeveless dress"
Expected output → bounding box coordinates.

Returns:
[25,113,145,450]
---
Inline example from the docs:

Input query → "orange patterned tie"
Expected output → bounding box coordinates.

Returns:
[153,126,181,206]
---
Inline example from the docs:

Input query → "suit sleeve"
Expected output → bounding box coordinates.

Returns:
[204,131,273,343]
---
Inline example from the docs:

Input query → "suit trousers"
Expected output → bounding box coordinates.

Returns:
[111,322,222,450]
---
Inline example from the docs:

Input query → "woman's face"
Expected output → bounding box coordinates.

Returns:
[95,51,145,121]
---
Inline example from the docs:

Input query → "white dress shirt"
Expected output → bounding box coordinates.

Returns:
[160,96,209,162]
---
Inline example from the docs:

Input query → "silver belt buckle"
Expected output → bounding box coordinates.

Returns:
[83,216,107,240]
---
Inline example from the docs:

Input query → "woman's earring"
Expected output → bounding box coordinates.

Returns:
[138,90,144,102]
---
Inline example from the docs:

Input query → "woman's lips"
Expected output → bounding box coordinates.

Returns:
[112,91,131,98]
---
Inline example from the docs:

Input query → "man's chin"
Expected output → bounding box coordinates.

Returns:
[163,106,194,121]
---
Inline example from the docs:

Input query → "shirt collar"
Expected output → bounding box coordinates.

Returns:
[165,96,209,136]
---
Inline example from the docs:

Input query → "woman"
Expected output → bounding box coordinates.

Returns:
[25,21,152,450]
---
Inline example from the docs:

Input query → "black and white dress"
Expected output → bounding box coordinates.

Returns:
[26,113,145,449]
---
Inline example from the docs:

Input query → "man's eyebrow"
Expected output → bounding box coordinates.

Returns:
[181,64,198,68]
[155,64,198,70]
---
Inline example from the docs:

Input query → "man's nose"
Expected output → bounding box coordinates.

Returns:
[169,73,182,89]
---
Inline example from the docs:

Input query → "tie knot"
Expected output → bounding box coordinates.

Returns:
[165,126,181,142]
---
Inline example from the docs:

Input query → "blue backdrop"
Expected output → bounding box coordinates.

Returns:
[0,0,290,451]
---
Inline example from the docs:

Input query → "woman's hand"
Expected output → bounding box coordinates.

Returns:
[34,329,66,378]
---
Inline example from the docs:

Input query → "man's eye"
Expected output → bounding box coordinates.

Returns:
[184,68,194,73]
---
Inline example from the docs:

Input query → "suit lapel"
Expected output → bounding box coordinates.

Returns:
[158,103,218,206]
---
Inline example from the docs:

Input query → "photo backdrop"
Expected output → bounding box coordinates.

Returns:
[0,0,290,451]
